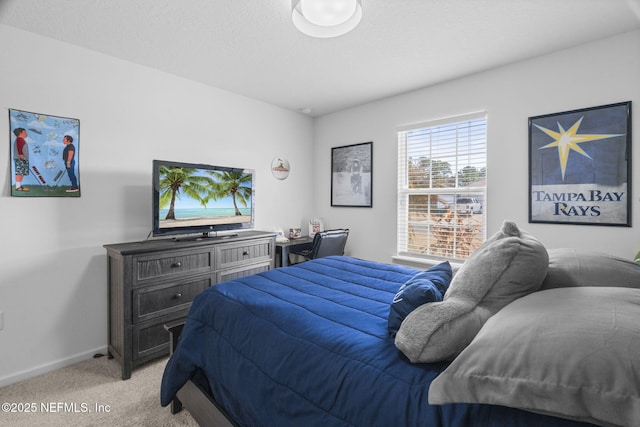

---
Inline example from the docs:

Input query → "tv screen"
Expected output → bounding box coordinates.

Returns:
[152,160,255,238]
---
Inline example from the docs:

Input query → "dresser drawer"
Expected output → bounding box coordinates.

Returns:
[216,238,273,270]
[218,260,272,282]
[133,248,213,286]
[132,319,174,362]
[132,278,211,323]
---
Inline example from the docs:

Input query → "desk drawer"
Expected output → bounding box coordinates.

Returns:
[133,278,210,323]
[133,249,213,286]
[216,238,273,270]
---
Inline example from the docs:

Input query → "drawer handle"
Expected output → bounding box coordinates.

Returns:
[171,262,182,268]
[174,293,183,299]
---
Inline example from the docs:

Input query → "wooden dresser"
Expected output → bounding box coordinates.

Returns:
[104,231,275,379]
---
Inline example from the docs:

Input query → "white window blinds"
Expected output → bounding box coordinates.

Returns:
[397,112,487,261]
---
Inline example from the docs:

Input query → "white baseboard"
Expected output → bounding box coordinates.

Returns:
[0,346,108,388]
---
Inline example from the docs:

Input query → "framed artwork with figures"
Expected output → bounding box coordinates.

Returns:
[9,108,81,197]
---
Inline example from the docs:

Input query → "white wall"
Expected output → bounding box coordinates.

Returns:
[1,24,639,387]
[313,30,640,264]
[0,25,315,386]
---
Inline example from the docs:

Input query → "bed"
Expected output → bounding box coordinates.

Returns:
[161,221,640,427]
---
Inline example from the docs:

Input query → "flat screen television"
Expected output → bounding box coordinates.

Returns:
[152,159,255,238]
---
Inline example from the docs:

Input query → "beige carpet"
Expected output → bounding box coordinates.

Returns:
[0,355,198,426]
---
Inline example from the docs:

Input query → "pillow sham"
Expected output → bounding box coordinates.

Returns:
[387,261,452,337]
[395,220,548,363]
[428,287,640,427]
[540,247,640,290]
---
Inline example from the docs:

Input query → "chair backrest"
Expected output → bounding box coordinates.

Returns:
[310,229,349,259]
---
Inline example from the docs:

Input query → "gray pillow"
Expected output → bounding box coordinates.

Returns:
[541,248,640,290]
[429,287,640,427]
[395,220,548,363]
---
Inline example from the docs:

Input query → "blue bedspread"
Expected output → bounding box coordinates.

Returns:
[161,256,594,427]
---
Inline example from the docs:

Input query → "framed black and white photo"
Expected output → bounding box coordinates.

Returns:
[529,101,631,226]
[331,141,372,207]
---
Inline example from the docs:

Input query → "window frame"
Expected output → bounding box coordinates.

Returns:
[397,112,488,262]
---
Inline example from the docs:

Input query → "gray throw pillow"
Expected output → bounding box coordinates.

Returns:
[429,287,640,427]
[541,248,640,290]
[395,220,548,363]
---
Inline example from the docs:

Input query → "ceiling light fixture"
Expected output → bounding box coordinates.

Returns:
[292,0,363,38]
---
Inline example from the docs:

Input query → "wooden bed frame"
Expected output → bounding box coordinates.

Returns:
[166,322,238,427]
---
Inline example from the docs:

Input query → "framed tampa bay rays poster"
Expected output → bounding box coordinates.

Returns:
[9,108,80,197]
[529,101,631,226]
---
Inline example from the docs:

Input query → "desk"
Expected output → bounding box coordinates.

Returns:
[275,236,313,267]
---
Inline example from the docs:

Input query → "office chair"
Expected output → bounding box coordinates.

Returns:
[289,229,349,265]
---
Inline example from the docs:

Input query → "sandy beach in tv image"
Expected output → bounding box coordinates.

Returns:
[159,215,250,229]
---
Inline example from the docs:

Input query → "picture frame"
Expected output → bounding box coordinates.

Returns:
[331,141,372,207]
[9,108,81,197]
[529,101,631,226]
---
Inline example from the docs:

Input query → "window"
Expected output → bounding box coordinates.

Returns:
[397,112,487,261]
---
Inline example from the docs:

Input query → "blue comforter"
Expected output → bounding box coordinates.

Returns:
[161,256,594,427]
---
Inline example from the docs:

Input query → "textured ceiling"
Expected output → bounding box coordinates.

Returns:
[1,0,639,116]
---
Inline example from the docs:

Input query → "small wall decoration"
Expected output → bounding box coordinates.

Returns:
[9,108,80,197]
[331,141,372,207]
[529,101,631,226]
[271,157,290,180]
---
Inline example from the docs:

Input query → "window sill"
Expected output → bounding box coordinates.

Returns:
[392,255,463,271]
